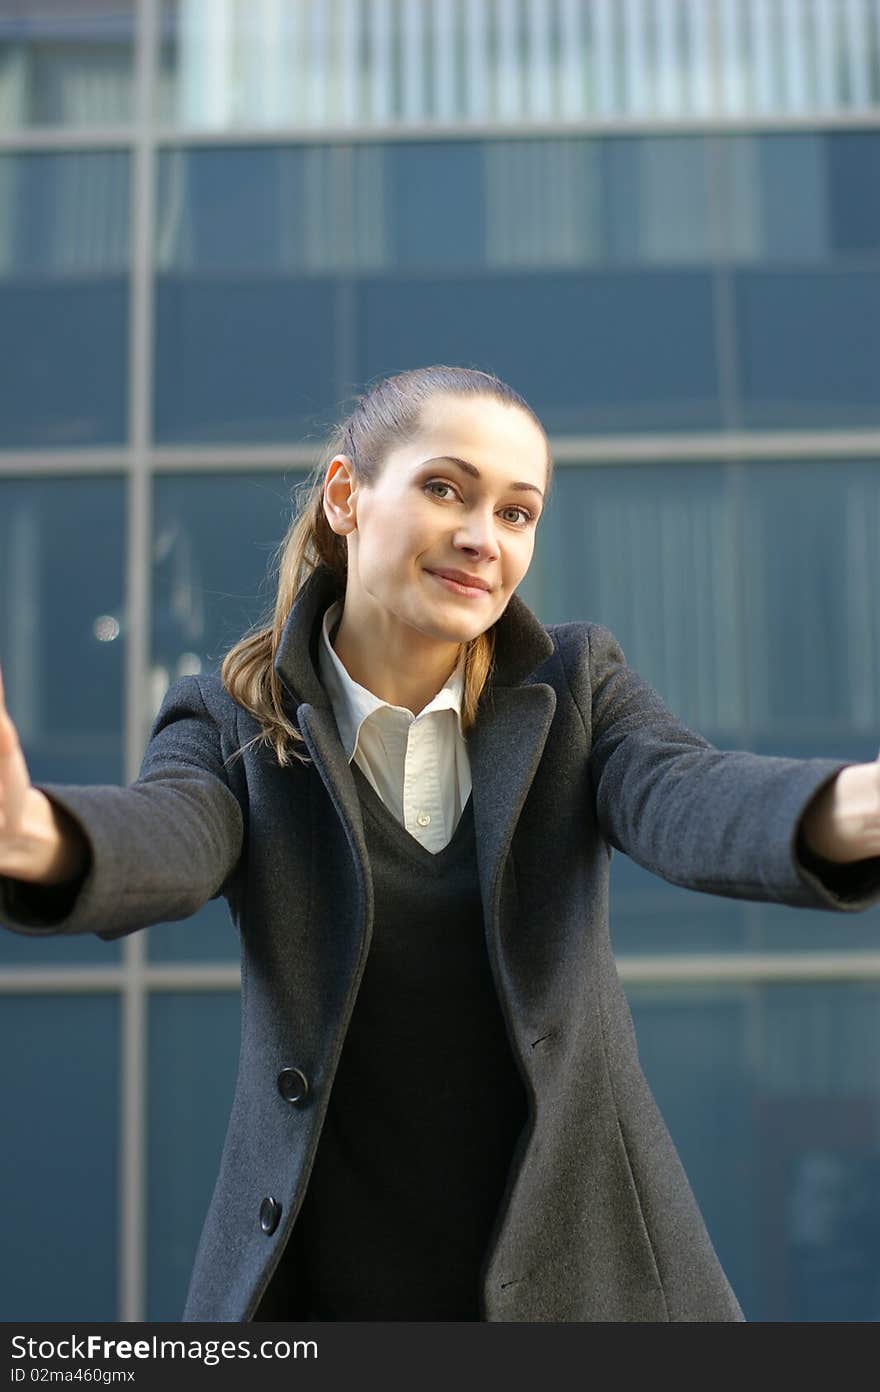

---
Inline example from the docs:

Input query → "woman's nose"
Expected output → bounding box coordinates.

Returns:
[456,525,500,558]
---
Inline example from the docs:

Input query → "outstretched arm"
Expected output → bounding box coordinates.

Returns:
[584,622,880,912]
[0,674,244,940]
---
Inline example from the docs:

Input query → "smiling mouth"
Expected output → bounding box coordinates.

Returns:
[426,571,492,598]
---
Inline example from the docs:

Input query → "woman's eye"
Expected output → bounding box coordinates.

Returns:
[425,480,456,499]
[425,481,532,526]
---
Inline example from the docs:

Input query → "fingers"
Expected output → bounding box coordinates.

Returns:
[0,660,20,758]
[0,660,30,836]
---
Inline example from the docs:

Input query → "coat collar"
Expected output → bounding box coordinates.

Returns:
[272,562,558,935]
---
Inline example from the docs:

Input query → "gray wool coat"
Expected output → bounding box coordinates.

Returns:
[3,561,880,1323]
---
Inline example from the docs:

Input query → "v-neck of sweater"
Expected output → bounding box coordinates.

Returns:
[350,760,475,875]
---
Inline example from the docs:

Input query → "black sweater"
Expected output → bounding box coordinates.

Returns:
[268,761,529,1320]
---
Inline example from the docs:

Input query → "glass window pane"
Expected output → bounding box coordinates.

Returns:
[0,476,126,965]
[155,138,711,277]
[158,0,302,130]
[159,0,875,129]
[828,132,880,256]
[357,270,721,435]
[0,0,135,131]
[722,132,880,429]
[390,140,486,268]
[629,982,880,1321]
[0,151,130,448]
[156,146,312,273]
[479,138,605,268]
[605,136,712,264]
[147,471,304,963]
[743,459,880,743]
[757,133,829,261]
[723,134,829,263]
[735,268,880,429]
[0,994,119,1319]
[723,132,880,264]
[153,273,337,445]
[527,461,740,735]
[146,991,240,1321]
[153,139,720,441]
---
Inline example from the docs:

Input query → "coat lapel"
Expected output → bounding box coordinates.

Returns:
[465,683,556,927]
[297,703,373,924]
[273,563,557,938]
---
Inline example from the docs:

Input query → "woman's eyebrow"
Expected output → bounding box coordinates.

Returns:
[420,455,545,501]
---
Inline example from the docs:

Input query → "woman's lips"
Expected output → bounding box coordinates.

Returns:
[426,570,491,598]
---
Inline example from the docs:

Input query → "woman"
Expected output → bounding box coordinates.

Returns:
[2,364,880,1323]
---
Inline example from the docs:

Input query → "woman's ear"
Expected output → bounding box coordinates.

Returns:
[323,455,358,536]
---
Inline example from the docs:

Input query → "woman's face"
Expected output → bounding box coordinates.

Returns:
[323,394,548,650]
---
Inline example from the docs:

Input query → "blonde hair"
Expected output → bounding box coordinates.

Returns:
[221,365,553,768]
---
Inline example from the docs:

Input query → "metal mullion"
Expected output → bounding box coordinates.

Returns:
[4,954,880,988]
[0,965,241,992]
[544,430,880,462]
[119,0,159,1326]
[15,119,880,160]
[137,429,880,466]
[149,113,880,142]
[5,429,880,480]
[707,133,741,435]
[0,452,133,476]
[6,110,880,149]
[0,129,135,151]
[616,952,880,982]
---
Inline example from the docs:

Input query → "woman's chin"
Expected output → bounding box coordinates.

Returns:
[411,610,486,646]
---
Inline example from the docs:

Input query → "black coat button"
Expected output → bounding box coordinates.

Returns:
[277,1066,309,1104]
[260,1197,282,1234]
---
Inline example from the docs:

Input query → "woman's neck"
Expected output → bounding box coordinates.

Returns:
[331,610,462,716]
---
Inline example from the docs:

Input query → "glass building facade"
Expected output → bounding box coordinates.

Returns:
[1,0,880,1322]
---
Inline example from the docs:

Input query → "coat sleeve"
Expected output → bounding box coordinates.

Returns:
[0,675,245,942]
[586,622,880,912]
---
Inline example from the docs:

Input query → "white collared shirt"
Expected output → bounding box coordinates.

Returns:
[317,600,473,854]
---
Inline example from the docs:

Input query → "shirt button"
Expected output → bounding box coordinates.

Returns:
[416,812,431,827]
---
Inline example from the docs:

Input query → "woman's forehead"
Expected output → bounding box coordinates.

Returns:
[410,396,546,466]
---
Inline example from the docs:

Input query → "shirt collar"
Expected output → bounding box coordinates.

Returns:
[317,599,466,763]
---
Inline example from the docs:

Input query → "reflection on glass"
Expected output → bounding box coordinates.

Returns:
[149,469,302,692]
[155,138,714,276]
[0,993,119,1319]
[534,461,739,735]
[0,0,135,130]
[151,137,721,441]
[146,991,240,1320]
[723,132,880,264]
[0,150,129,278]
[742,460,880,740]
[735,268,880,430]
[155,0,880,131]
[629,982,880,1321]
[0,476,126,965]
[535,458,880,745]
[0,478,127,749]
[0,151,130,448]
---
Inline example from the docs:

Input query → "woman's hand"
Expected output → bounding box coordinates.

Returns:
[0,659,36,851]
[0,661,87,884]
[799,758,880,865]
